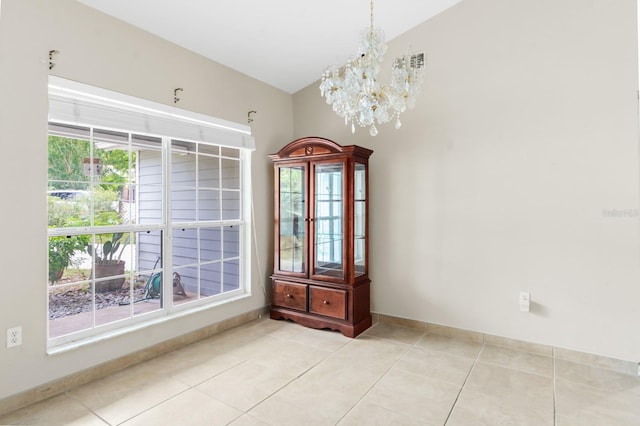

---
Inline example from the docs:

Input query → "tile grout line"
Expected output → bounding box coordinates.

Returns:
[243,337,345,415]
[66,383,196,426]
[443,340,485,425]
[179,358,248,388]
[171,328,335,425]
[117,386,194,426]
[474,357,555,380]
[64,391,112,425]
[239,331,361,423]
[71,356,252,425]
[334,331,424,425]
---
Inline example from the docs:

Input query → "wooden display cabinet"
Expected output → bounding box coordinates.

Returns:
[269,137,373,337]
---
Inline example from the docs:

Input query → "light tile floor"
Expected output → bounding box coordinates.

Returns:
[1,318,639,425]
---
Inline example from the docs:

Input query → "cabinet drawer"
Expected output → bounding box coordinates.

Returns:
[273,281,307,311]
[309,286,347,320]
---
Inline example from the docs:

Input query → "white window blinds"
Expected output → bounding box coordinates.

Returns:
[48,76,255,150]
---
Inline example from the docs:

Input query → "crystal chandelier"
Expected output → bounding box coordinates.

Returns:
[319,0,425,136]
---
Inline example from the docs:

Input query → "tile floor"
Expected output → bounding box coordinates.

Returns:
[1,318,639,425]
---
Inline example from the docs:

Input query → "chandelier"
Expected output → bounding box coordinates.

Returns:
[319,0,425,136]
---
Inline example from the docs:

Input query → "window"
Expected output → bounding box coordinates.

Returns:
[47,77,254,346]
[169,141,243,305]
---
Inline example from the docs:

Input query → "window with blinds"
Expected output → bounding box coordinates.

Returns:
[47,77,254,347]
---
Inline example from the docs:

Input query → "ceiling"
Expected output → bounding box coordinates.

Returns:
[77,0,462,94]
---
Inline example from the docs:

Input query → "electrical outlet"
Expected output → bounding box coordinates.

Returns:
[519,292,530,312]
[7,326,22,348]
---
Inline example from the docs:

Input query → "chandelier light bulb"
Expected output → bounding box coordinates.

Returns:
[319,0,425,136]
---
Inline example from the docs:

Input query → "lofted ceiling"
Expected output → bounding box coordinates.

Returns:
[77,0,462,94]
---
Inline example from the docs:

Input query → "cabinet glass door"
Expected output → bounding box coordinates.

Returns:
[313,162,344,278]
[354,163,366,277]
[278,165,306,273]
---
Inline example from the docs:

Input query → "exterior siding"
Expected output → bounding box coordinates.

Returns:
[137,149,241,297]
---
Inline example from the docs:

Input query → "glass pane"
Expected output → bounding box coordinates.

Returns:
[118,184,136,225]
[199,189,220,220]
[48,134,91,184]
[133,230,163,316]
[137,183,163,225]
[173,266,196,305]
[171,140,196,156]
[170,141,197,226]
[49,280,93,338]
[132,134,162,152]
[48,232,93,338]
[94,183,126,227]
[171,188,197,221]
[130,271,162,316]
[221,190,240,220]
[79,230,133,325]
[93,130,133,227]
[199,144,219,156]
[223,259,240,292]
[93,128,128,147]
[137,143,163,225]
[173,228,198,267]
[137,230,163,273]
[279,166,305,273]
[354,163,366,277]
[48,122,90,141]
[199,155,220,189]
[314,163,343,278]
[90,232,132,290]
[172,228,199,304]
[48,234,91,285]
[221,147,240,158]
[223,225,240,258]
[48,133,93,228]
[201,227,222,262]
[221,158,240,189]
[171,150,196,187]
[47,191,91,228]
[201,261,222,297]
[95,276,131,327]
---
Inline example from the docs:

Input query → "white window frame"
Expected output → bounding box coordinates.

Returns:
[47,77,255,349]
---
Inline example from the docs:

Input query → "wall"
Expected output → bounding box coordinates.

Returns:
[293,0,640,362]
[0,0,291,400]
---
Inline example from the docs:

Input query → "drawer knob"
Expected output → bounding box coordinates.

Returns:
[323,300,329,305]
[286,294,292,298]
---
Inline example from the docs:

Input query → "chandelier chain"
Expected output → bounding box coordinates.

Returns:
[370,0,374,35]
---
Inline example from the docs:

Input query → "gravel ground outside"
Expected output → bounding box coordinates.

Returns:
[48,278,148,319]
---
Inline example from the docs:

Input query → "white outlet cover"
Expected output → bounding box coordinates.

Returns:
[519,292,530,312]
[7,326,22,348]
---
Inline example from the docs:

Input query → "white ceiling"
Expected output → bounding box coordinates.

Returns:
[77,0,462,94]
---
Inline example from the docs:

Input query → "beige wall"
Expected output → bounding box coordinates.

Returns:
[0,0,291,400]
[294,0,640,362]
